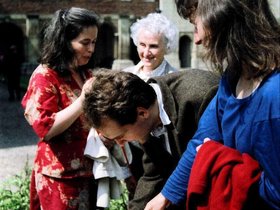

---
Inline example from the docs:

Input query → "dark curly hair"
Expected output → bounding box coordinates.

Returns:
[83,69,157,128]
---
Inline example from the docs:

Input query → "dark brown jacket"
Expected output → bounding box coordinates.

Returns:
[128,69,220,210]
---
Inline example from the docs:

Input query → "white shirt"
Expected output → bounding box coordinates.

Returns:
[149,83,172,154]
[123,59,176,82]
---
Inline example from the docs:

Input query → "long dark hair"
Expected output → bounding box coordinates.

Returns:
[40,7,100,76]
[197,0,280,80]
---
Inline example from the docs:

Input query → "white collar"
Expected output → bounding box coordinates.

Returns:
[134,59,167,82]
[149,83,171,137]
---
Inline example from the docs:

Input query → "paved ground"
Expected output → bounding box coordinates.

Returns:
[0,81,37,184]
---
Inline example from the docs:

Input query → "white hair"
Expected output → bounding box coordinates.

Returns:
[130,13,179,54]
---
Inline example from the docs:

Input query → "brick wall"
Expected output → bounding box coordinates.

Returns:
[0,0,159,17]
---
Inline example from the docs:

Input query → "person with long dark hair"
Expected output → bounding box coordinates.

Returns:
[145,0,280,209]
[21,7,101,209]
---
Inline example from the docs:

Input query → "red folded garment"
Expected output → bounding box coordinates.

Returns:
[186,141,261,210]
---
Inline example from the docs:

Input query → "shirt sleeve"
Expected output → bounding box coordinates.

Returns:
[254,117,280,209]
[129,135,179,209]
[161,94,223,204]
[22,71,59,139]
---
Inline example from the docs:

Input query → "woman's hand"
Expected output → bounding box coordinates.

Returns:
[196,137,211,152]
[79,77,95,102]
[144,193,170,210]
[44,77,96,141]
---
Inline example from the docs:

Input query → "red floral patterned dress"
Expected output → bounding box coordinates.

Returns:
[22,64,95,209]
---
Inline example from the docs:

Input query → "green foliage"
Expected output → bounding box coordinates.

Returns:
[0,162,129,210]
[107,187,128,210]
[0,163,31,210]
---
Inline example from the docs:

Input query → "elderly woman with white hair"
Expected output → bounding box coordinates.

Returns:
[120,12,182,210]
[124,12,179,81]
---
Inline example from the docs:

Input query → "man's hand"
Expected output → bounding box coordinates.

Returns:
[98,133,116,149]
[144,193,170,210]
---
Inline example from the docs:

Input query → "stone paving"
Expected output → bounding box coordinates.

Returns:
[0,81,37,184]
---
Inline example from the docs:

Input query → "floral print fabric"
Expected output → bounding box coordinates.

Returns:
[22,64,93,179]
[29,170,98,210]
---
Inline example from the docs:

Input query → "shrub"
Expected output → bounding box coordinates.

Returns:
[107,187,128,210]
[0,162,129,210]
[0,162,31,210]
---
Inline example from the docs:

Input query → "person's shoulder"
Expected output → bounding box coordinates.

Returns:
[181,68,219,77]
[259,69,279,96]
[268,68,280,83]
[165,62,178,73]
[34,64,54,73]
[26,65,60,91]
[123,61,143,73]
[30,64,60,83]
[123,65,135,73]
[161,68,220,82]
[148,69,220,98]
